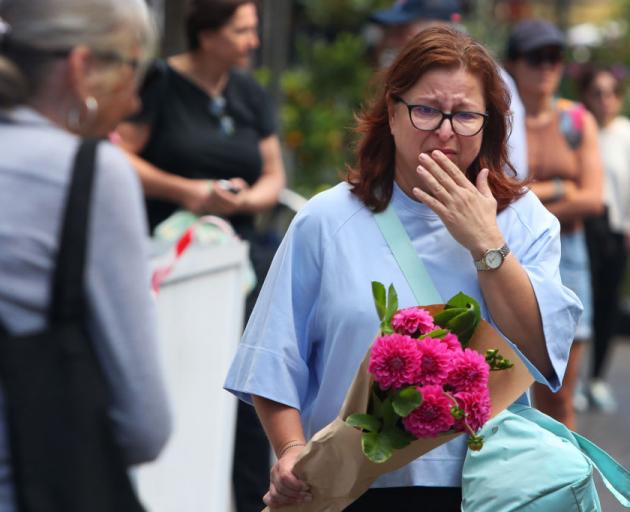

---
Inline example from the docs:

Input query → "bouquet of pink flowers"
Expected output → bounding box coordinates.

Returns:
[262,282,533,512]
[346,282,514,463]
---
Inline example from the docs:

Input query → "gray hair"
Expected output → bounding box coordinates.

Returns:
[0,0,157,107]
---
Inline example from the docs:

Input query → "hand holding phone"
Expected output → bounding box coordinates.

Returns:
[217,179,242,194]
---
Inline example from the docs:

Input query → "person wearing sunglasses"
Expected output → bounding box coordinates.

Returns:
[577,65,630,413]
[225,26,580,511]
[506,19,604,429]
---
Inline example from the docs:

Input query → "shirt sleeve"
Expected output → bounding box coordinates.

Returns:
[224,207,323,409]
[126,60,167,126]
[85,143,172,464]
[498,194,582,391]
[500,67,528,181]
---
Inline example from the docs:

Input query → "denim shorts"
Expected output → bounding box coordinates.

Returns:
[559,230,592,340]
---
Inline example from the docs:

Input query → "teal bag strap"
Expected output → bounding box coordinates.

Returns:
[509,404,630,507]
[374,204,442,305]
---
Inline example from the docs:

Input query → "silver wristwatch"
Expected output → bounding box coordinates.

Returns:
[474,244,510,271]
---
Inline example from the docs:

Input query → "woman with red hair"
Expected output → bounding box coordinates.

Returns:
[225,26,580,510]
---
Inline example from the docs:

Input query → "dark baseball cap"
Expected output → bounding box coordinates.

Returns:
[370,0,461,25]
[507,19,565,59]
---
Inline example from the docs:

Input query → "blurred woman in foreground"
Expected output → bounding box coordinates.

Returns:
[0,0,170,509]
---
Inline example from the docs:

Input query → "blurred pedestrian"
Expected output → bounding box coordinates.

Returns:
[578,64,630,412]
[0,0,170,510]
[506,19,604,429]
[116,1,285,510]
[369,0,529,181]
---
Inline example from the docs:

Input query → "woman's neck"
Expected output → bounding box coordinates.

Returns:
[394,164,422,202]
[28,85,77,134]
[599,113,617,129]
[521,92,554,120]
[174,51,230,97]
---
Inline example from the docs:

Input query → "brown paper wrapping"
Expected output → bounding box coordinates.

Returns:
[263,305,535,512]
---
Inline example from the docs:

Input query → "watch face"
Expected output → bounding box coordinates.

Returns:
[484,250,503,269]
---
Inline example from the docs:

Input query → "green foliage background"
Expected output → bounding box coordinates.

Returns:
[272,0,630,197]
[275,0,390,197]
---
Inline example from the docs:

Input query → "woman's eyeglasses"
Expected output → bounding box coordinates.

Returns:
[209,96,235,136]
[393,95,488,137]
[40,47,146,82]
[93,51,142,73]
[523,48,564,68]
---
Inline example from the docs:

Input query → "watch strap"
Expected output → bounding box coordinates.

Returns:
[474,243,510,271]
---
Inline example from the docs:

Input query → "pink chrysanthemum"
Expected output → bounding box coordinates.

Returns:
[415,337,452,386]
[402,385,455,437]
[391,307,436,336]
[453,390,492,432]
[369,334,420,389]
[440,332,463,352]
[447,348,490,394]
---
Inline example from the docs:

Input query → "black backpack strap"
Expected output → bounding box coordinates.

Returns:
[49,139,100,324]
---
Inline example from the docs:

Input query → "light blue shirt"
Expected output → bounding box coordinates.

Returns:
[225,182,581,487]
[500,68,528,181]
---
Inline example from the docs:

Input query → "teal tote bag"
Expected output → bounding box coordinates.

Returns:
[462,404,630,511]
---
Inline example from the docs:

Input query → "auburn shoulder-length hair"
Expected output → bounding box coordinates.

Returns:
[347,25,524,212]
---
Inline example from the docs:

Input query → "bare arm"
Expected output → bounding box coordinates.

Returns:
[116,124,286,217]
[237,135,286,213]
[252,396,312,508]
[530,112,604,222]
[475,254,550,375]
[412,151,552,377]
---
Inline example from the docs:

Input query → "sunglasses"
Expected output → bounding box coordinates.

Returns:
[523,48,564,67]
[209,95,235,136]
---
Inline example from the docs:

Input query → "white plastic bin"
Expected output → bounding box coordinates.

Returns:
[137,241,249,512]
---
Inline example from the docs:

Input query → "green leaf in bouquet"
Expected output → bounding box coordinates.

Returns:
[381,425,415,449]
[346,413,382,433]
[385,284,399,324]
[455,327,476,347]
[392,386,422,417]
[381,323,394,335]
[485,348,514,371]
[445,310,478,346]
[467,433,485,451]
[371,383,385,418]
[361,432,393,464]
[418,328,449,340]
[447,293,481,330]
[381,396,398,430]
[446,292,481,320]
[371,281,387,322]
[433,307,466,327]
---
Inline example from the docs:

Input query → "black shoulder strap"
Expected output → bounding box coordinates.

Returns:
[49,139,99,324]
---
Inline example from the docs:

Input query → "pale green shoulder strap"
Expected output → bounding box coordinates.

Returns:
[509,404,630,507]
[374,204,442,305]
